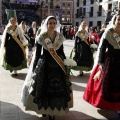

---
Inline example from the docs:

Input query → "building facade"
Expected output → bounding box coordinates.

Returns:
[1,0,74,26]
[2,0,63,25]
[60,0,74,26]
[74,0,120,27]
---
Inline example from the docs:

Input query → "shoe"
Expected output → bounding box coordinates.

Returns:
[80,72,83,76]
[49,115,55,120]
[42,114,46,117]
[12,70,18,76]
[14,73,18,76]
[12,73,18,76]
[10,70,13,73]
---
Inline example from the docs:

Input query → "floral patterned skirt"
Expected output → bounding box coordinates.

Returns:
[25,56,73,115]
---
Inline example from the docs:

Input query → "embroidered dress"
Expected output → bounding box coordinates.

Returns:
[83,28,120,110]
[22,32,73,115]
[72,30,93,71]
[2,26,27,71]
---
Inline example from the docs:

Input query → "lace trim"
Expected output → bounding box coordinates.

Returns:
[38,32,65,50]
[104,29,120,49]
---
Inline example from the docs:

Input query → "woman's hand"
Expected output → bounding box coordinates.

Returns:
[98,63,104,70]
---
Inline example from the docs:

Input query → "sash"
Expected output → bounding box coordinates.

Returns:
[109,28,120,47]
[42,32,66,74]
[79,31,89,45]
[13,35,26,56]
[8,27,26,56]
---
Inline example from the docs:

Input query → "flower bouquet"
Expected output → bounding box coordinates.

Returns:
[64,58,77,82]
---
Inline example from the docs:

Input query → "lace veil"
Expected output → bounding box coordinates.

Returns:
[92,14,117,71]
[0,18,18,65]
[75,21,88,36]
[21,16,61,104]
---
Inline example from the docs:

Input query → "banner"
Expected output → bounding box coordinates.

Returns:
[5,9,17,21]
[16,0,38,2]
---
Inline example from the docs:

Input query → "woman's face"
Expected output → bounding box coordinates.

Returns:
[82,23,87,30]
[10,18,16,26]
[114,15,120,28]
[47,18,57,31]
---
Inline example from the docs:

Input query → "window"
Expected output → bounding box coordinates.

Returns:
[99,0,102,2]
[76,9,79,18]
[98,5,102,16]
[76,22,79,27]
[108,3,112,10]
[89,7,93,17]
[91,0,94,4]
[83,8,86,16]
[79,7,82,16]
[68,3,70,7]
[97,21,101,27]
[83,0,86,6]
[50,0,53,9]
[62,3,65,7]
[89,21,93,27]
[67,11,70,14]
[67,18,70,22]
[62,11,65,14]
[76,0,79,7]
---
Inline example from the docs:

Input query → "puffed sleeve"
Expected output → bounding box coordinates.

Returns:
[18,26,28,46]
[98,38,108,64]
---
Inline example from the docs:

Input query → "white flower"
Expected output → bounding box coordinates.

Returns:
[64,59,77,67]
[90,44,98,49]
[22,40,28,46]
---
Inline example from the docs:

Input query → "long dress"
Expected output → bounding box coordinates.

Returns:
[3,26,27,71]
[72,31,93,71]
[83,28,120,110]
[22,32,73,115]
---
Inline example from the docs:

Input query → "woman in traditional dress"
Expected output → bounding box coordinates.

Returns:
[83,13,120,111]
[73,21,93,76]
[0,17,28,76]
[19,21,30,41]
[19,21,30,66]
[21,16,73,120]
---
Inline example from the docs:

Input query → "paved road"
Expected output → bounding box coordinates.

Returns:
[0,37,119,120]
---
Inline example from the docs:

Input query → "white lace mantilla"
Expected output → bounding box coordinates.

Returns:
[7,26,28,46]
[37,32,66,50]
[104,29,120,49]
[76,30,89,41]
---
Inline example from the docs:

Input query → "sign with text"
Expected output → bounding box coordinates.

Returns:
[16,0,38,2]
